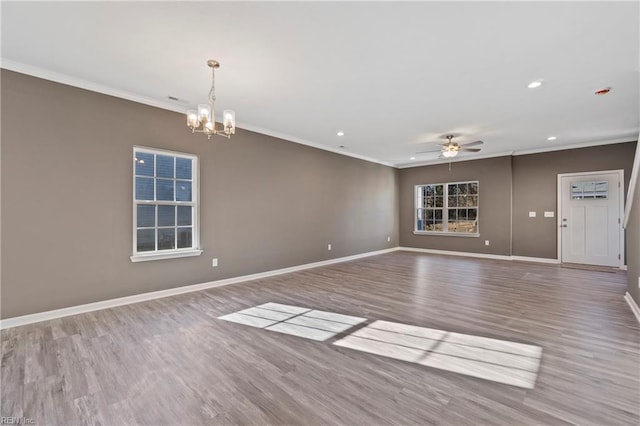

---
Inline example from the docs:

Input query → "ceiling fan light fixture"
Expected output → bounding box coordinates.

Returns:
[415,135,482,158]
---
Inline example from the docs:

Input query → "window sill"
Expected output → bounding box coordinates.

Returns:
[413,231,480,238]
[130,249,203,263]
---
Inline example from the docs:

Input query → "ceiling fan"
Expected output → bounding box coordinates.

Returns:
[416,135,483,158]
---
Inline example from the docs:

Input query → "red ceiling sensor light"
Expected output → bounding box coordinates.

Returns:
[594,87,612,95]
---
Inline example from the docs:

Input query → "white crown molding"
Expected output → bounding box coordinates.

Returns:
[1,58,394,168]
[0,247,401,330]
[397,136,638,169]
[3,58,636,170]
[0,58,187,114]
[397,151,515,169]
[235,121,395,167]
[512,136,638,156]
[624,292,640,324]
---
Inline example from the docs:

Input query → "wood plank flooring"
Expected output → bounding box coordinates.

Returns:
[2,251,639,425]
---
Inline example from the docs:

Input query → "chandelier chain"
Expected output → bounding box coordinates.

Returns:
[208,67,216,104]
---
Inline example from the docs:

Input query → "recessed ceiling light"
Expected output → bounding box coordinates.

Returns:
[547,136,557,141]
[337,131,345,136]
[410,156,416,160]
[527,80,543,89]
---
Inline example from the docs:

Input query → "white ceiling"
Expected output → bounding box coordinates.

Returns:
[2,1,638,167]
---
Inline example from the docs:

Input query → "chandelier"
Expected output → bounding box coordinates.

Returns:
[187,60,236,139]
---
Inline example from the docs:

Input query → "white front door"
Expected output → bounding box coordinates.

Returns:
[560,172,622,267]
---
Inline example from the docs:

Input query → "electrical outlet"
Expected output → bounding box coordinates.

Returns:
[212,258,218,267]
[529,211,537,218]
[387,236,391,242]
[327,244,332,251]
[485,240,490,246]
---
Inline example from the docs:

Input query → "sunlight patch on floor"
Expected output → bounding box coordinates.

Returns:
[219,304,542,388]
[218,302,366,341]
[333,320,542,389]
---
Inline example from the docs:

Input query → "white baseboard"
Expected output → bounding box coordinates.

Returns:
[510,256,560,264]
[398,247,560,264]
[399,247,511,261]
[624,292,640,324]
[0,247,401,330]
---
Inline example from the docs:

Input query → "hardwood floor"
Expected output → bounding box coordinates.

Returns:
[2,251,639,425]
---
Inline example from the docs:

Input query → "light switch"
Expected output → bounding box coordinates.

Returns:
[529,211,537,218]
[544,211,555,218]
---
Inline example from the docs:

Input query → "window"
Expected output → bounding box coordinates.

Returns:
[131,147,202,262]
[415,181,479,235]
[571,180,608,199]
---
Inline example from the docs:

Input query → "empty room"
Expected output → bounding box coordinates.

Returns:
[1,1,639,425]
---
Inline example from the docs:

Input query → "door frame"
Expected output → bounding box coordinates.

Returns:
[556,169,625,268]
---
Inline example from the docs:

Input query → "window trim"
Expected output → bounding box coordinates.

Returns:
[130,146,202,262]
[130,249,203,263]
[413,180,480,237]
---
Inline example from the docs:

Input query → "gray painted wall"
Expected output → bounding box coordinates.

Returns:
[399,143,637,260]
[1,70,399,318]
[399,156,513,255]
[512,143,636,259]
[1,69,637,319]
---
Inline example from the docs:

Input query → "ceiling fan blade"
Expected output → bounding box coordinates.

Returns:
[461,148,482,152]
[461,140,484,147]
[415,147,444,154]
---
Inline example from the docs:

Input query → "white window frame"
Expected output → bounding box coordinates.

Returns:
[414,180,480,237]
[130,146,202,262]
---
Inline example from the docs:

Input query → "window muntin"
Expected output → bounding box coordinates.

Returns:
[416,181,478,234]
[133,148,198,257]
[571,180,608,200]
